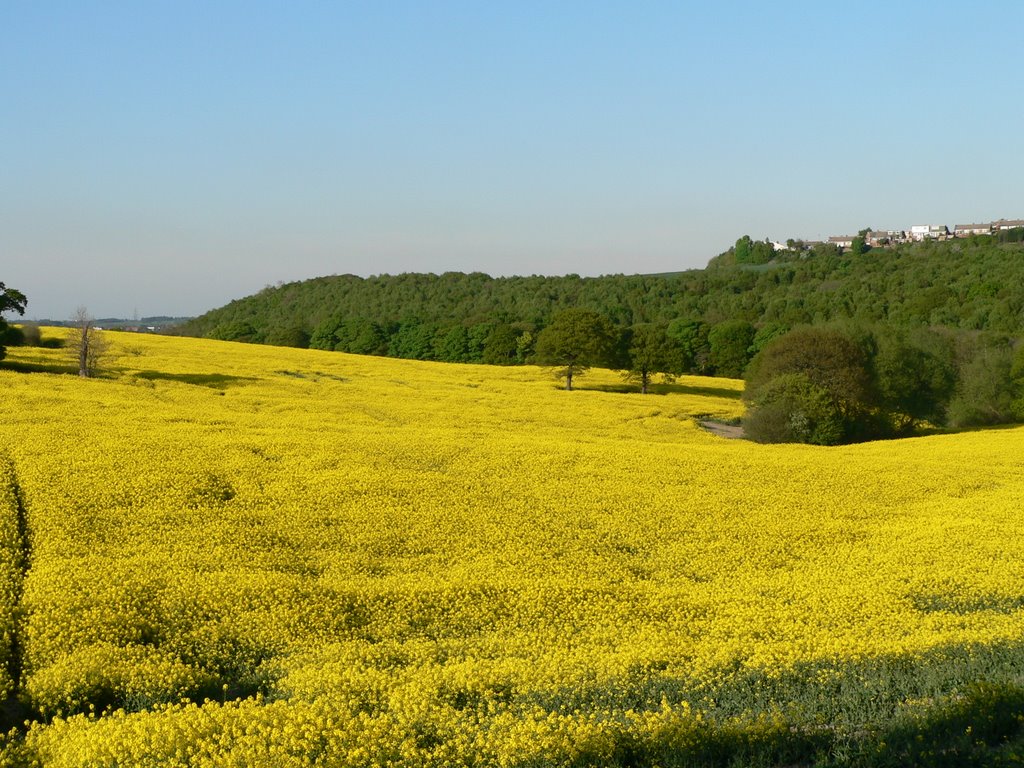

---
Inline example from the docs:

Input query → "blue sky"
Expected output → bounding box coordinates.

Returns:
[2,1,1023,318]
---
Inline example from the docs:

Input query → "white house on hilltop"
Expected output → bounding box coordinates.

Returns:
[993,219,1024,231]
[954,223,993,236]
[828,235,856,248]
[910,224,949,241]
[792,215,1022,253]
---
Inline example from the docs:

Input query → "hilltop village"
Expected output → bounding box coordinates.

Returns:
[775,217,1024,251]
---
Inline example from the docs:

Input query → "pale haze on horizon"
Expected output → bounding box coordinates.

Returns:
[2,1,1022,320]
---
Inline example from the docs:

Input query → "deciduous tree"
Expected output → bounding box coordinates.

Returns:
[533,309,614,391]
[0,282,27,362]
[873,328,957,431]
[67,307,109,378]
[623,324,682,394]
[708,320,755,378]
[947,344,1017,427]
[482,324,520,365]
[666,318,710,374]
[744,327,877,444]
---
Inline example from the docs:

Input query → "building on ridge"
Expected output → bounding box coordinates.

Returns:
[953,222,993,236]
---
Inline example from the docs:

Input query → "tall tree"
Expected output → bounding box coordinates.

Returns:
[733,235,753,264]
[388,319,437,360]
[67,307,109,378]
[666,318,710,374]
[533,309,614,391]
[0,282,28,362]
[346,320,389,356]
[624,324,682,394]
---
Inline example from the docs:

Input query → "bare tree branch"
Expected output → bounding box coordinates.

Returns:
[67,307,109,378]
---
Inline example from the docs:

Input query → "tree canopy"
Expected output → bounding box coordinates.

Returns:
[0,282,28,362]
[533,309,615,390]
[743,323,1023,444]
[179,237,1024,369]
[623,324,682,393]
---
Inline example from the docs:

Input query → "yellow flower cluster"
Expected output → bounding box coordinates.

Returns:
[0,456,21,701]
[0,331,1023,765]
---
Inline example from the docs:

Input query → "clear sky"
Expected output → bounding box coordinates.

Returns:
[3,1,1023,319]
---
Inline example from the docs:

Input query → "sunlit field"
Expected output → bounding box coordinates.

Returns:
[2,331,1024,766]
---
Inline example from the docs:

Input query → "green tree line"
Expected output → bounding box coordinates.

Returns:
[181,234,1024,360]
[743,324,1024,444]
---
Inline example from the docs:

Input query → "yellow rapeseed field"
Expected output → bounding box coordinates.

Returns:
[1,330,1023,766]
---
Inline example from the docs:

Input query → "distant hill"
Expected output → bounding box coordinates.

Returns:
[178,235,1024,363]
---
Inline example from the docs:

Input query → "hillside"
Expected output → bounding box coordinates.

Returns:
[3,334,1024,764]
[178,237,1024,361]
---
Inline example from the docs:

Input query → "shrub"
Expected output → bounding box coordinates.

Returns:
[1,325,25,347]
[744,327,876,444]
[744,373,844,445]
[20,323,42,347]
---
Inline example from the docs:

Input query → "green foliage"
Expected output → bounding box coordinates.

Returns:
[745,327,878,444]
[533,309,615,390]
[388,319,438,361]
[733,235,752,264]
[466,323,491,362]
[873,328,957,430]
[0,325,25,348]
[947,343,1018,427]
[751,239,776,265]
[666,318,710,374]
[622,324,682,393]
[0,283,27,318]
[482,325,520,365]
[263,325,310,349]
[732,235,775,265]
[707,319,755,378]
[996,226,1024,243]
[749,322,789,357]
[319,318,391,356]
[433,326,471,363]
[1013,345,1024,420]
[743,373,845,445]
[176,242,1024,403]
[746,327,876,413]
[209,321,259,344]
[515,330,535,363]
[0,282,27,363]
[747,322,1021,444]
[345,320,389,356]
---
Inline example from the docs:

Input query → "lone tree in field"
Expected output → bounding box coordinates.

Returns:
[624,324,682,394]
[0,282,28,362]
[533,308,614,391]
[68,307,109,377]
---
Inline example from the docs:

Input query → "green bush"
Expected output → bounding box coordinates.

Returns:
[947,345,1017,428]
[744,373,845,445]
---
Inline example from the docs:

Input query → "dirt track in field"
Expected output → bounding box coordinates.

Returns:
[699,420,745,439]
